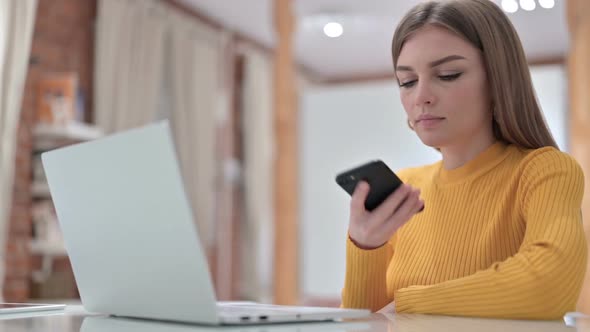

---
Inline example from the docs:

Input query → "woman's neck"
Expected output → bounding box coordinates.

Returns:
[440,133,497,170]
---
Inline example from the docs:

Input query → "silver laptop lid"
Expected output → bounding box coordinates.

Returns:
[42,121,220,324]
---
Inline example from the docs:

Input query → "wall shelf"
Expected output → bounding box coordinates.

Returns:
[29,240,67,256]
[31,181,51,199]
[29,121,102,289]
[33,122,103,151]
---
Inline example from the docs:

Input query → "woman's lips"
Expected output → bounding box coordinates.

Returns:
[416,116,445,128]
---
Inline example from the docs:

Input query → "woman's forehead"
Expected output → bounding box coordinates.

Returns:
[398,26,479,66]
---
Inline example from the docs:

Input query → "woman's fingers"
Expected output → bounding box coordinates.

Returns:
[350,181,370,218]
[369,184,412,224]
[380,189,422,235]
[349,182,423,249]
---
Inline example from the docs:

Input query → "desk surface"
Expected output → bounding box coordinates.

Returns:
[0,306,588,332]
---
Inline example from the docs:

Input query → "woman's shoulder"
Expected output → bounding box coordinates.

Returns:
[514,145,584,183]
[517,146,582,172]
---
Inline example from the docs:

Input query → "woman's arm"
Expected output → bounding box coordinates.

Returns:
[341,168,417,311]
[394,151,587,320]
[341,236,395,311]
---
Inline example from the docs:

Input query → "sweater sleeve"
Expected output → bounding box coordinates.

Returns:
[394,151,587,319]
[340,235,394,311]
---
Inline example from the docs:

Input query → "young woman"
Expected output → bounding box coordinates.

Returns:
[341,0,586,320]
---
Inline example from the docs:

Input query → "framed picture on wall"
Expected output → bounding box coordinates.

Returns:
[36,72,79,125]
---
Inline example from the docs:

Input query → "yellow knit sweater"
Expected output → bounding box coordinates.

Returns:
[341,142,587,319]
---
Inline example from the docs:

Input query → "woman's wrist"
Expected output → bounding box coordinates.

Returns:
[348,234,386,250]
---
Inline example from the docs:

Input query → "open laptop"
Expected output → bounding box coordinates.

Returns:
[41,121,370,325]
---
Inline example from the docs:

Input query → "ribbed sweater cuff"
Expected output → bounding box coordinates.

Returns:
[346,235,392,269]
[394,285,428,313]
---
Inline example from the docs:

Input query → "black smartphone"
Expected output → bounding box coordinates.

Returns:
[335,160,404,211]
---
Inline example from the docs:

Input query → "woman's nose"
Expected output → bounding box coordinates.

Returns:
[414,81,436,107]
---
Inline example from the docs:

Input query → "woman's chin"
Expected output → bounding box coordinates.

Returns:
[417,134,447,149]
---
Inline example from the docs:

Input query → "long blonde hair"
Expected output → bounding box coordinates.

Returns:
[392,0,558,149]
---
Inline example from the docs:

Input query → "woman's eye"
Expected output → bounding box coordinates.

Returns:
[399,80,417,88]
[399,73,462,88]
[439,73,462,81]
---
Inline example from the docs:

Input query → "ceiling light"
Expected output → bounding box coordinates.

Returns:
[519,0,536,11]
[323,22,343,38]
[501,0,519,13]
[538,0,555,9]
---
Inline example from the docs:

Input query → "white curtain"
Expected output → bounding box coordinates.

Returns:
[95,0,223,247]
[239,46,275,302]
[166,12,226,250]
[0,0,38,301]
[94,0,165,133]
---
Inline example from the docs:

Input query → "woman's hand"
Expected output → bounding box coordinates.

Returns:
[348,181,423,250]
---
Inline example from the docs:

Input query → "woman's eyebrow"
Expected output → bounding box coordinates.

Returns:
[396,55,467,72]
